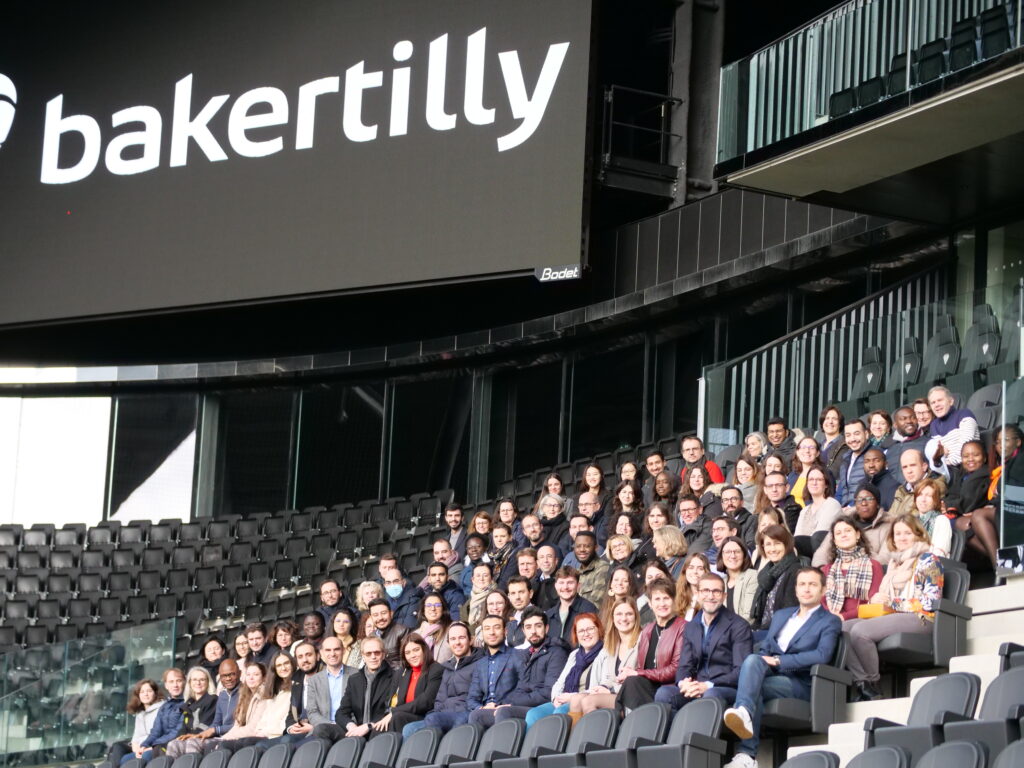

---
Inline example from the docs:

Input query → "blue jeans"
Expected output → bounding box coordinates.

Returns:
[733,654,806,757]
[525,702,569,728]
[653,683,737,713]
[121,748,158,765]
[403,710,469,738]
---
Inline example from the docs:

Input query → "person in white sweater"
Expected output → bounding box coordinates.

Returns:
[105,679,164,765]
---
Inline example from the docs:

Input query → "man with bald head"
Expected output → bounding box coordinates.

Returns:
[889,449,946,519]
[164,658,241,757]
[297,636,355,742]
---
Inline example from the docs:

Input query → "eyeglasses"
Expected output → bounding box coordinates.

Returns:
[698,588,724,596]
[765,482,786,489]
[855,497,875,505]
[363,650,383,656]
[576,626,597,635]
[424,602,443,609]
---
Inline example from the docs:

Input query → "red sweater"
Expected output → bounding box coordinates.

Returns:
[821,560,884,620]
[405,666,422,703]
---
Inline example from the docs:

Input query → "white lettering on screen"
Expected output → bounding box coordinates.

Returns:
[38,29,571,184]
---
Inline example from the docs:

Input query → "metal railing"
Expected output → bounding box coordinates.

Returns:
[718,0,1022,164]
[601,85,683,167]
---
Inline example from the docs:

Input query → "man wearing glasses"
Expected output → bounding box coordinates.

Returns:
[654,573,753,712]
[719,486,756,552]
[328,636,396,740]
[677,495,713,554]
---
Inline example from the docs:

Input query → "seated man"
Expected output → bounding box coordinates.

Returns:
[471,607,568,726]
[863,448,898,510]
[465,614,521,724]
[421,560,465,615]
[285,637,352,743]
[505,576,535,648]
[383,568,421,629]
[705,517,739,573]
[315,636,395,741]
[678,495,712,555]
[719,487,756,552]
[545,566,597,645]
[367,598,409,670]
[403,621,482,737]
[722,567,841,768]
[654,573,753,712]
[570,532,608,607]
[165,660,241,757]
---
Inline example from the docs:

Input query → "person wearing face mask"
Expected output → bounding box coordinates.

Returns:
[383,569,422,630]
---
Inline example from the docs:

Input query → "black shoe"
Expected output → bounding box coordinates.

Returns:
[859,682,883,701]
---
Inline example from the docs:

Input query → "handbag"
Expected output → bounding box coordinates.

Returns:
[857,603,892,619]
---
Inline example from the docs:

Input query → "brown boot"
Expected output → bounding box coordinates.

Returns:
[568,711,583,729]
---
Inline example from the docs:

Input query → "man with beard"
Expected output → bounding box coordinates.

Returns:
[465,614,521,723]
[719,487,756,552]
[765,418,796,463]
[762,473,802,532]
[836,420,870,507]
[863,448,898,509]
[470,607,568,725]
[572,532,609,606]
[383,569,421,629]
[291,637,353,743]
[443,504,468,559]
[886,406,929,485]
[316,580,355,628]
[368,599,409,671]
[505,576,535,647]
[421,561,465,615]
[680,435,725,484]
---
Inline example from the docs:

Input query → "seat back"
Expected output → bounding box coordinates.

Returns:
[889,338,922,386]
[566,708,618,752]
[851,347,885,398]
[977,666,1024,720]
[290,740,329,768]
[257,744,292,768]
[924,327,961,380]
[227,749,260,768]
[779,751,840,768]
[395,728,440,768]
[917,740,986,768]
[846,745,909,768]
[949,527,966,561]
[906,673,980,727]
[356,733,400,768]
[436,723,484,764]
[149,758,173,768]
[170,755,201,768]
[521,714,571,756]
[325,737,364,768]
[994,739,1024,768]
[198,754,229,768]
[477,719,525,761]
[615,702,671,748]
[666,696,725,743]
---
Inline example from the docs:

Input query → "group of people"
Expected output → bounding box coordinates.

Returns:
[111,385,1017,768]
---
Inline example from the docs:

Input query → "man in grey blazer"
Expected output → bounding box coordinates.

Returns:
[284,637,354,743]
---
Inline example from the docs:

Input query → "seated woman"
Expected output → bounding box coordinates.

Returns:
[414,591,453,663]
[355,580,386,615]
[487,522,518,585]
[750,508,786,570]
[378,634,445,734]
[744,431,769,465]
[468,510,492,539]
[474,591,512,646]
[495,498,525,548]
[331,608,362,669]
[651,471,681,507]
[107,679,165,765]
[270,621,298,656]
[221,652,294,751]
[162,667,217,757]
[525,613,604,728]
[460,562,497,632]
[787,436,824,509]
[536,473,574,517]
[197,664,267,754]
[619,461,640,485]
[609,480,645,525]
[606,533,644,585]
[912,478,953,558]
[719,536,758,624]
[299,613,325,649]
[820,515,884,620]
[634,503,671,565]
[686,465,724,519]
[230,633,249,676]
[730,454,764,511]
[674,553,710,621]
[817,405,848,479]
[946,439,998,568]
[197,638,227,682]
[600,565,652,627]
[749,525,800,636]
[577,598,641,715]
[843,515,943,701]
[653,525,688,580]
[615,578,687,709]
[576,464,611,518]
[794,466,842,558]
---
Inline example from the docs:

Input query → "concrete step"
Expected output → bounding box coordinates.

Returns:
[949,653,1003,694]
[966,608,1024,639]
[966,578,1024,614]
[967,632,1021,655]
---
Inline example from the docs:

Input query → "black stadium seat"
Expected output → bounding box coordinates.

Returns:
[423,723,485,768]
[325,738,364,768]
[943,666,1024,758]
[394,727,440,768]
[289,738,328,768]
[779,753,840,768]
[863,672,981,765]
[255,744,290,768]
[356,732,400,768]
[918,741,986,768]
[583,703,671,768]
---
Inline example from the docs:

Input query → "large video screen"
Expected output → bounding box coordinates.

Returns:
[0,0,592,325]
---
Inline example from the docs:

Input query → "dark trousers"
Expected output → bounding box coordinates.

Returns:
[617,675,660,710]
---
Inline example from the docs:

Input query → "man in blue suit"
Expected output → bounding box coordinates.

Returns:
[722,567,841,768]
[465,614,521,724]
[654,573,754,711]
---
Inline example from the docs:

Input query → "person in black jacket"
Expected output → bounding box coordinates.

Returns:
[166,667,218,750]
[380,634,445,733]
[864,449,899,510]
[403,622,483,737]
[545,567,597,645]
[951,439,999,569]
[759,473,802,533]
[749,525,800,639]
[384,569,421,630]
[329,636,396,740]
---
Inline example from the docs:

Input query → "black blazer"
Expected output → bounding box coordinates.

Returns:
[178,693,218,736]
[334,665,397,729]
[391,662,444,717]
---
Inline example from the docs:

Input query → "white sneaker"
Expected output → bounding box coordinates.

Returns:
[723,752,757,768]
[723,705,755,740]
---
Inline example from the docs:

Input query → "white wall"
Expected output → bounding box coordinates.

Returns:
[0,396,111,527]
